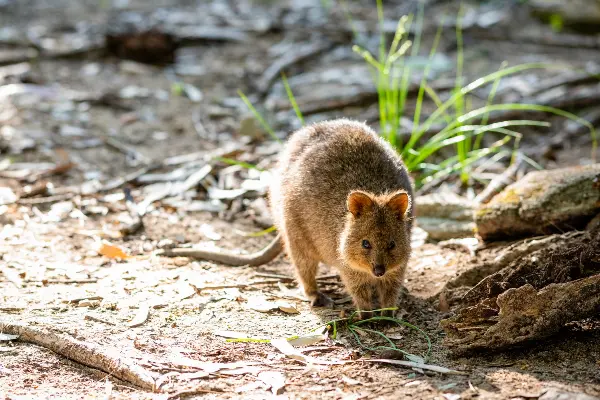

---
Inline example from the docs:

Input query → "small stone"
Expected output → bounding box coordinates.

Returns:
[173,257,190,267]
[157,239,175,249]
[142,242,154,252]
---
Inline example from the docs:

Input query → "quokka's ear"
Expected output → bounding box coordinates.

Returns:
[387,191,411,219]
[347,191,374,218]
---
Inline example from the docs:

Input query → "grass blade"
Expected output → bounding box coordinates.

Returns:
[238,90,280,143]
[281,73,304,125]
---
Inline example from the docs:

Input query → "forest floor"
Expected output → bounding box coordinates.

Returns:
[0,0,599,399]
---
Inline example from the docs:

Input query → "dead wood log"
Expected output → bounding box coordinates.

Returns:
[476,164,600,241]
[257,41,334,95]
[0,321,157,391]
[445,231,585,291]
[441,226,600,354]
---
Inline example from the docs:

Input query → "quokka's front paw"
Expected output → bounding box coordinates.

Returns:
[354,309,374,321]
[309,291,334,308]
[379,308,396,318]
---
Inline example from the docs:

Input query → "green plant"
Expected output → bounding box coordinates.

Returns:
[325,307,431,360]
[352,3,596,187]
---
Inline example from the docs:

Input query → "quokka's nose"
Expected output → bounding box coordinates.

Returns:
[373,264,386,277]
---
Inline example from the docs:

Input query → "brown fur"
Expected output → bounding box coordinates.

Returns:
[269,119,414,317]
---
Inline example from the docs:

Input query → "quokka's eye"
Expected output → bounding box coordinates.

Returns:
[362,240,372,249]
[388,241,396,250]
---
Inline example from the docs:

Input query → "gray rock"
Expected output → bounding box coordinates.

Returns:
[476,164,600,241]
[415,192,476,240]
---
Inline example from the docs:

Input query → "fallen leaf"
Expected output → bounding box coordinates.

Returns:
[200,223,222,241]
[387,333,404,340]
[405,354,426,364]
[271,338,341,365]
[247,297,277,313]
[98,242,130,259]
[341,375,362,386]
[0,334,19,341]
[287,334,327,347]
[128,303,150,327]
[278,302,299,314]
[443,394,460,400]
[0,266,23,288]
[169,355,261,374]
[220,366,263,375]
[258,371,286,395]
[0,187,17,205]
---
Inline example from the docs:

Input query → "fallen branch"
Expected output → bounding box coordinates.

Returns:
[474,155,523,204]
[257,41,333,95]
[120,187,144,236]
[0,321,157,391]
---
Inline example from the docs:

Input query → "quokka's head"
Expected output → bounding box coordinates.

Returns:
[339,190,412,278]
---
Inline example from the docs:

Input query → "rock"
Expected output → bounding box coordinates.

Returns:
[529,0,600,33]
[415,192,476,240]
[476,164,600,241]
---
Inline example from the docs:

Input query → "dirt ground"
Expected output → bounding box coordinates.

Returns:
[1,0,599,399]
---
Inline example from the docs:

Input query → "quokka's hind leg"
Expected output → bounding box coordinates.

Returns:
[286,242,333,308]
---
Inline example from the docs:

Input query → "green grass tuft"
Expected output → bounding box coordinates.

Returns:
[325,307,432,361]
[356,2,597,187]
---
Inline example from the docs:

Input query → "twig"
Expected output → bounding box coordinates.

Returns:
[257,41,333,95]
[26,279,98,284]
[0,321,157,391]
[363,359,468,375]
[176,26,248,44]
[103,137,151,166]
[253,272,294,281]
[192,279,282,292]
[17,193,74,205]
[65,296,104,304]
[84,315,116,326]
[191,110,212,140]
[528,67,600,97]
[253,273,339,281]
[466,26,600,49]
[98,164,157,193]
[167,387,225,399]
[474,155,523,204]
[120,188,144,236]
